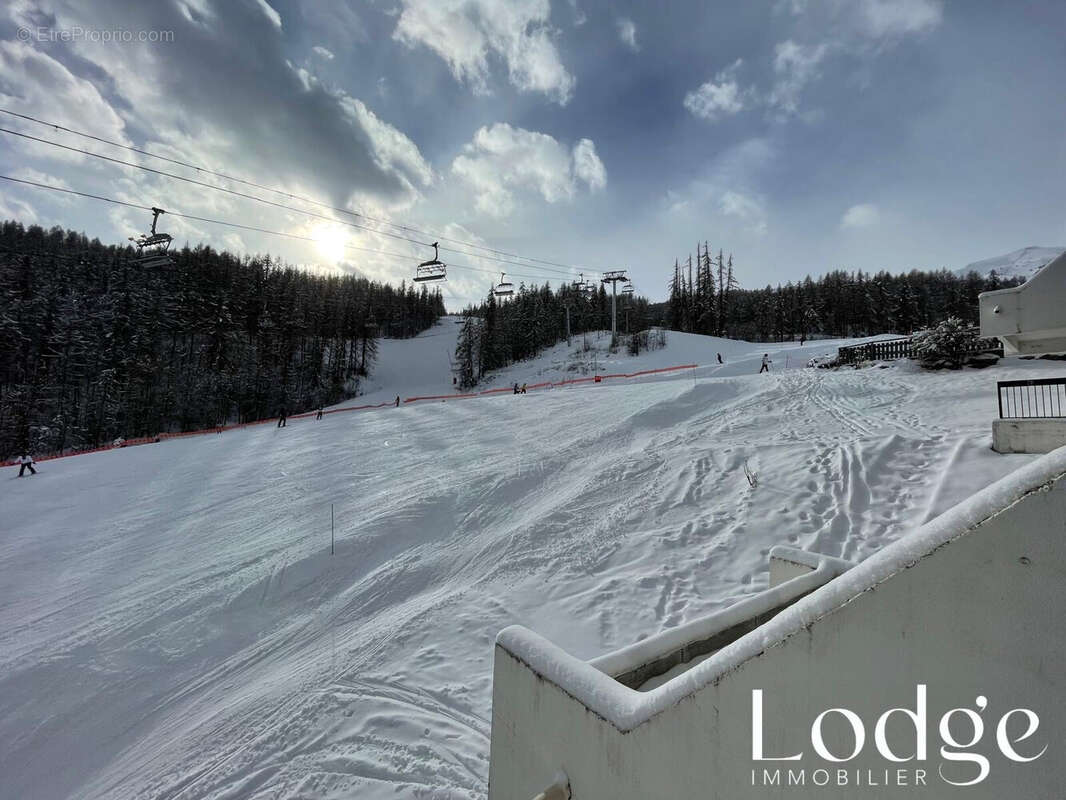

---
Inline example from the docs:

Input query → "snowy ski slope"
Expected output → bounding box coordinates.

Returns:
[1,319,1057,799]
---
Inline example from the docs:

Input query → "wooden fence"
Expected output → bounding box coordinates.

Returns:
[837,330,1002,365]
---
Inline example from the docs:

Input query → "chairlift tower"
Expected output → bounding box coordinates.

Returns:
[600,270,630,345]
[569,273,594,348]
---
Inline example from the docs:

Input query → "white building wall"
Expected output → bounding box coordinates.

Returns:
[993,418,1066,453]
[980,252,1066,354]
[489,452,1066,799]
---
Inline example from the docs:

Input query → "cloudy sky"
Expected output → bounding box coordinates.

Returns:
[1,0,1063,307]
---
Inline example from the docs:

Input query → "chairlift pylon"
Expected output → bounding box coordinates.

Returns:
[413,241,447,283]
[128,206,174,267]
[494,271,514,297]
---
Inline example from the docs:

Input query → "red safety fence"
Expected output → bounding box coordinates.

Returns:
[404,392,480,403]
[6,363,700,466]
[469,363,698,397]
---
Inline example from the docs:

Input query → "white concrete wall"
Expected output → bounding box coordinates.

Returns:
[980,252,1066,354]
[993,418,1066,453]
[768,546,824,588]
[489,451,1066,799]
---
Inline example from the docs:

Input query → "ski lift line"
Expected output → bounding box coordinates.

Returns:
[436,244,578,277]
[0,174,569,284]
[0,108,601,275]
[1,126,584,281]
[0,126,436,247]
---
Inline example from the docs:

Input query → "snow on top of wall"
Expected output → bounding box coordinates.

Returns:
[496,445,1066,731]
[586,548,853,679]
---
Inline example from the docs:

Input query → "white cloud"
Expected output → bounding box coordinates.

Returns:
[252,0,282,29]
[392,0,575,104]
[780,0,942,39]
[451,123,605,217]
[312,45,335,61]
[768,40,828,115]
[175,0,214,26]
[0,193,38,223]
[571,138,607,192]
[684,59,747,122]
[568,0,587,26]
[662,138,774,235]
[617,17,639,51]
[720,190,768,235]
[338,95,435,201]
[10,167,72,195]
[840,202,880,229]
[763,0,942,117]
[0,41,132,164]
[855,0,942,38]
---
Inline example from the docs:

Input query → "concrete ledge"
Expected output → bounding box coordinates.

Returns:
[993,417,1066,453]
[768,545,852,587]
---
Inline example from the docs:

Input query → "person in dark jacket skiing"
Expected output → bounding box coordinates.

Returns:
[395,395,400,407]
[277,406,288,427]
[315,407,324,420]
[17,453,37,477]
[717,352,723,364]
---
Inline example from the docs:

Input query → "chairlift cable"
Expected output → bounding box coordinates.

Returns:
[0,125,585,279]
[0,174,568,283]
[0,108,597,275]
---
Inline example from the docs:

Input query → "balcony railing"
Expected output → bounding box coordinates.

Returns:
[998,377,1066,419]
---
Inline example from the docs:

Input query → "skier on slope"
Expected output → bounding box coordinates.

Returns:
[759,354,772,373]
[513,382,519,395]
[17,453,37,477]
[717,352,723,364]
[277,405,288,427]
[395,395,400,407]
[521,383,527,394]
[316,407,324,420]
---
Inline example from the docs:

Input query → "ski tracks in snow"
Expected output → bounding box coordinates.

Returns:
[1,358,1043,800]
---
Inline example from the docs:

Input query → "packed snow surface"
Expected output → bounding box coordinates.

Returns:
[956,245,1066,280]
[1,318,1055,799]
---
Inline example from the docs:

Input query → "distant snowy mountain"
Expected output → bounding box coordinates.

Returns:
[956,246,1065,280]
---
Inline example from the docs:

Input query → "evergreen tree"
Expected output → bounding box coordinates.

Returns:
[0,220,444,457]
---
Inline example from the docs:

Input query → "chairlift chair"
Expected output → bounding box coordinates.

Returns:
[622,281,635,296]
[413,241,447,283]
[572,273,596,297]
[129,206,174,267]
[494,271,514,297]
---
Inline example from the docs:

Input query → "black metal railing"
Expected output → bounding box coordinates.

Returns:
[998,378,1066,419]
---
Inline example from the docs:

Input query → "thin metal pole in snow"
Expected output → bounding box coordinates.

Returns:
[331,503,335,555]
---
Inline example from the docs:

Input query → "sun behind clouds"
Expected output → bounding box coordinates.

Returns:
[311,223,348,263]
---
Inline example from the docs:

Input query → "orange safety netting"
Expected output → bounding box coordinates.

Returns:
[7,363,698,465]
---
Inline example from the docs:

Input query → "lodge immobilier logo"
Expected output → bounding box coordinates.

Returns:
[750,686,1047,789]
